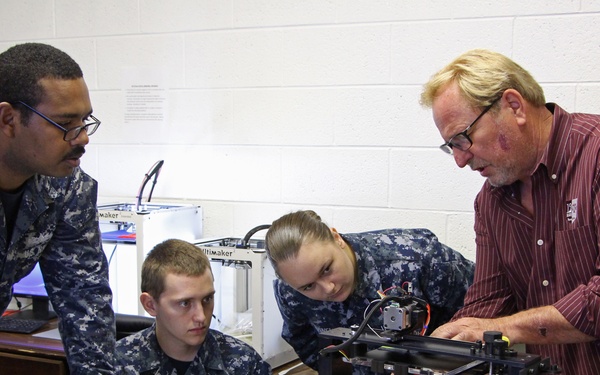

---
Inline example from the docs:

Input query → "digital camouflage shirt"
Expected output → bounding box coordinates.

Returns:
[0,167,115,374]
[115,324,272,374]
[274,228,475,374]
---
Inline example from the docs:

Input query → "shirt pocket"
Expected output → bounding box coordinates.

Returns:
[554,224,597,296]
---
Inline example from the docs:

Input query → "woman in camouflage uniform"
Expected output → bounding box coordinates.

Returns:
[265,210,475,373]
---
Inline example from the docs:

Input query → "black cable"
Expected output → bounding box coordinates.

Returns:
[135,177,149,211]
[147,170,160,203]
[236,224,271,248]
[319,295,428,356]
[135,160,164,211]
[10,295,32,313]
[146,160,163,203]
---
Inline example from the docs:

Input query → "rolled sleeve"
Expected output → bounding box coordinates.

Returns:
[554,277,600,338]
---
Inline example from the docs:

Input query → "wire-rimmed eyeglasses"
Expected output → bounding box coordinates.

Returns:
[14,101,101,142]
[440,97,500,155]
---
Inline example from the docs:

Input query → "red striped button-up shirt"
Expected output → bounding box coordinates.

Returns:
[455,104,600,375]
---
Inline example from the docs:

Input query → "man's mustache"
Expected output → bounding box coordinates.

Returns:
[66,146,86,159]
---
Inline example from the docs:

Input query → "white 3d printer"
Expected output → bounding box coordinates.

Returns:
[194,225,297,368]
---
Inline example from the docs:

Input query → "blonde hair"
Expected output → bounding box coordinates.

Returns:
[141,239,212,299]
[265,210,334,276]
[420,49,545,109]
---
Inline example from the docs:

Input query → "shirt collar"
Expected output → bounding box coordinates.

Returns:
[490,103,567,198]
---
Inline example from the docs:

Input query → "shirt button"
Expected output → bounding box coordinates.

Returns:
[551,174,557,180]
[542,280,549,287]
[537,239,544,246]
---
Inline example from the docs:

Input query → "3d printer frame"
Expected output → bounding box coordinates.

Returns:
[317,295,559,375]
[318,328,558,375]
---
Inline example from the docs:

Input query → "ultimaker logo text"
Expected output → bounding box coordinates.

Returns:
[99,212,119,219]
[200,247,233,258]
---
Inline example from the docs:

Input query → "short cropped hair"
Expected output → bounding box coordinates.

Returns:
[420,49,545,110]
[0,43,83,122]
[141,239,212,299]
[265,210,334,277]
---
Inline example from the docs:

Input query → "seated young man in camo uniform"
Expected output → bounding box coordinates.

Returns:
[265,210,475,374]
[115,239,271,375]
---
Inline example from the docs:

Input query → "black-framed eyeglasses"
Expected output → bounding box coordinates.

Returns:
[440,97,500,155]
[14,101,101,142]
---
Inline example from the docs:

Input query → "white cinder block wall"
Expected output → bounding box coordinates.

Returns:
[3,1,600,262]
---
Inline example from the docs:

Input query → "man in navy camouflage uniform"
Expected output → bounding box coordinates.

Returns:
[116,239,271,375]
[0,43,114,373]
[266,210,475,374]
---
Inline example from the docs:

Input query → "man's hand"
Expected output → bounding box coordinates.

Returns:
[430,317,501,342]
[430,306,595,346]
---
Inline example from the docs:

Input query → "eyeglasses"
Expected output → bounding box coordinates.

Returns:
[14,101,101,141]
[440,98,499,155]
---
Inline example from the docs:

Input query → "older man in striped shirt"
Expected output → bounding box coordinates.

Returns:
[420,49,600,375]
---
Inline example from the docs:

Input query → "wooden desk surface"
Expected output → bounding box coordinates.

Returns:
[0,319,64,360]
